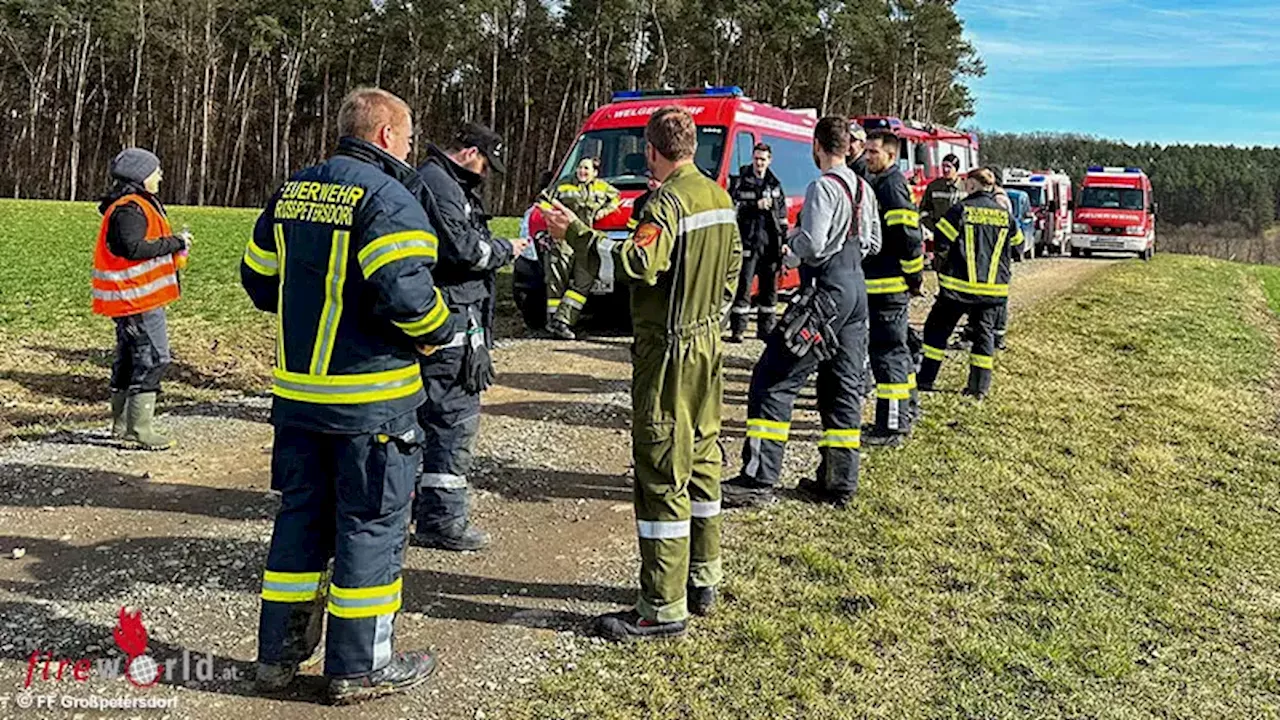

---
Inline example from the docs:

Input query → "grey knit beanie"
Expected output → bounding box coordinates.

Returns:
[110,148,161,184]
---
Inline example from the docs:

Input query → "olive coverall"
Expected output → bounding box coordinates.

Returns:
[544,179,621,326]
[563,163,741,623]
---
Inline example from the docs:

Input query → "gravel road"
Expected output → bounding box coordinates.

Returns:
[0,256,1117,719]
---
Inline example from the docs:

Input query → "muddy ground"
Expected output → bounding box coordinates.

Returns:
[0,257,1116,719]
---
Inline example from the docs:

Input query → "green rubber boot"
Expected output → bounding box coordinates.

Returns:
[110,390,128,439]
[123,392,175,451]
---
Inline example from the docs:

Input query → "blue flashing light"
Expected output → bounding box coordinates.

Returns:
[1087,165,1104,172]
[1125,167,1142,173]
[1029,175,1046,182]
[610,86,744,102]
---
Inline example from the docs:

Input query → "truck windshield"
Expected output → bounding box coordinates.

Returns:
[1006,184,1043,206]
[557,126,727,189]
[1080,187,1145,211]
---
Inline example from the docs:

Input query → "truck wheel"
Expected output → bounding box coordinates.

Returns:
[1070,247,1081,258]
[1082,249,1093,258]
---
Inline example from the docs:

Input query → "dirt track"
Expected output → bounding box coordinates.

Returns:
[0,256,1118,719]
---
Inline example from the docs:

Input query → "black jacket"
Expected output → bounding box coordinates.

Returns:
[863,167,924,296]
[933,190,1024,303]
[729,165,788,252]
[412,145,513,312]
[99,184,184,261]
[241,136,456,433]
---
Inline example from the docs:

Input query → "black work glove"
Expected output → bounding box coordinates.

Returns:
[461,308,495,394]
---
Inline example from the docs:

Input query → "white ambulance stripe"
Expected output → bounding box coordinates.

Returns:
[734,111,816,140]
[637,519,691,540]
[678,209,737,234]
[691,500,721,518]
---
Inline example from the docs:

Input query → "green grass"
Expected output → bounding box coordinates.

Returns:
[0,198,520,333]
[506,255,1280,719]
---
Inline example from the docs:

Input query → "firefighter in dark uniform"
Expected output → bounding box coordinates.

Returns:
[921,153,965,237]
[243,88,457,705]
[862,130,925,447]
[542,106,741,641]
[722,116,877,509]
[408,123,529,552]
[727,143,788,342]
[848,122,869,179]
[917,167,1023,399]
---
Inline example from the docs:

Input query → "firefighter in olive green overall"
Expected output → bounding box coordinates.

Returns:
[543,157,622,339]
[543,107,741,641]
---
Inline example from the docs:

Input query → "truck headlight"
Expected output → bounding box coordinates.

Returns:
[1072,223,1089,233]
[1125,225,1145,235]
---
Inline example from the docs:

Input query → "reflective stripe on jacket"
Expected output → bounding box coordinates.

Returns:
[933,190,1025,301]
[92,195,180,317]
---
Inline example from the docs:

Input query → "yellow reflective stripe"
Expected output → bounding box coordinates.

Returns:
[939,275,1009,297]
[243,238,279,276]
[261,570,322,603]
[988,229,1008,285]
[564,289,587,304]
[877,383,912,400]
[907,373,917,390]
[274,224,287,371]
[971,354,994,370]
[923,344,946,361]
[900,256,925,274]
[819,428,862,449]
[272,364,423,405]
[866,277,909,294]
[546,298,562,308]
[330,577,402,600]
[885,209,920,228]
[310,230,349,375]
[392,288,450,338]
[965,225,977,282]
[936,218,959,241]
[358,231,439,277]
[747,418,790,442]
[1012,230,1025,246]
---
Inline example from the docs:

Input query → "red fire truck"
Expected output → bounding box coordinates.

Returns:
[514,86,819,329]
[852,116,981,204]
[1070,166,1157,260]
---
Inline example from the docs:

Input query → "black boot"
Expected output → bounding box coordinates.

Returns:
[593,611,687,643]
[688,585,717,616]
[255,571,329,694]
[326,650,438,706]
[862,426,910,449]
[727,311,748,343]
[722,479,779,509]
[756,311,777,340]
[546,319,576,340]
[412,521,491,552]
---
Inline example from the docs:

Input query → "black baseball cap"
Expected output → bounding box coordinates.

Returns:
[457,122,506,174]
[942,153,961,167]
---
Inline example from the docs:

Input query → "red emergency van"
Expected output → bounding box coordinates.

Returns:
[513,86,819,329]
[1069,166,1157,260]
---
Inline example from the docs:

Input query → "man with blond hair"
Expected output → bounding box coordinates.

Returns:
[544,106,741,641]
[243,87,456,705]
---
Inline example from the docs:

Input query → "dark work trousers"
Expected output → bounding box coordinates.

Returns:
[867,293,916,433]
[257,411,419,678]
[739,244,869,499]
[729,241,780,337]
[414,337,481,534]
[918,294,1004,397]
[111,307,171,394]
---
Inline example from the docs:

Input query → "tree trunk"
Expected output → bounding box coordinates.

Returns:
[68,21,93,201]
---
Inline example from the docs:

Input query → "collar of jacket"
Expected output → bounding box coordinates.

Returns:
[967,190,996,201]
[664,163,700,183]
[424,143,484,192]
[739,164,780,186]
[335,136,416,179]
[98,182,163,215]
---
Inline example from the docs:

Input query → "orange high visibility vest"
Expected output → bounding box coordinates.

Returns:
[91,195,181,317]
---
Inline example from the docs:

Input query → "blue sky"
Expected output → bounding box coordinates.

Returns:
[957,0,1280,146]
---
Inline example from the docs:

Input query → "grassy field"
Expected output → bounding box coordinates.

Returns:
[504,255,1280,719]
[0,198,519,436]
